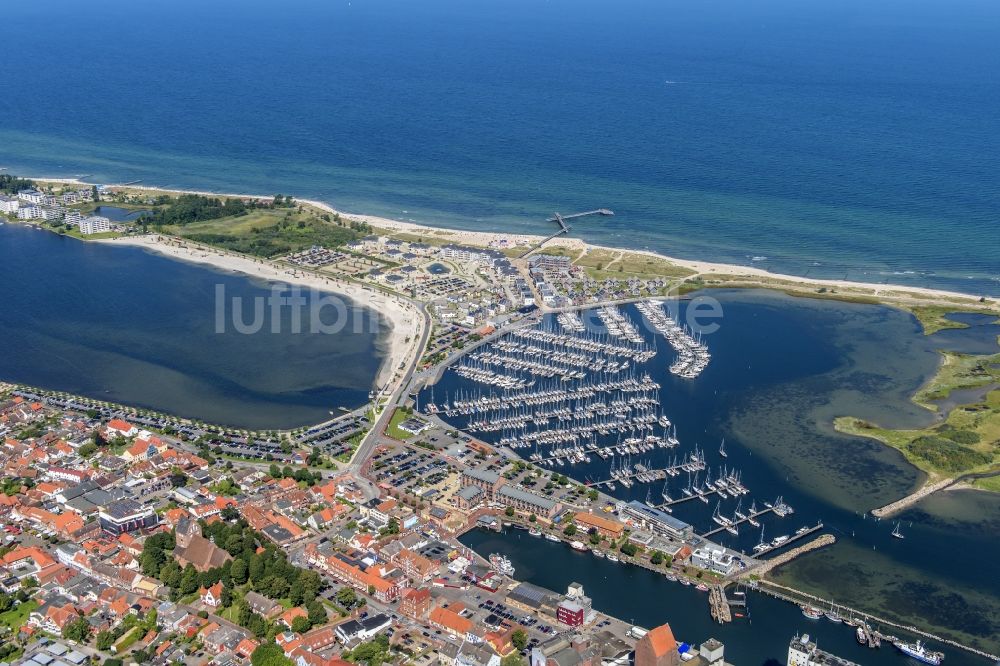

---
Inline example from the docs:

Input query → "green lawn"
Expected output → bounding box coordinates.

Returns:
[0,599,38,630]
[163,209,361,258]
[113,626,144,653]
[385,408,416,440]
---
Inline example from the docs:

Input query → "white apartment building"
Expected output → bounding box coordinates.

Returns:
[17,205,42,220]
[79,215,112,235]
[17,189,44,204]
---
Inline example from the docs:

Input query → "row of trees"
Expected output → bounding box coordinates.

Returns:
[145,194,258,226]
[268,463,324,486]
[0,174,34,195]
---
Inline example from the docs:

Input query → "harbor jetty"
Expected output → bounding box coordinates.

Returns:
[741,534,835,577]
[871,478,956,518]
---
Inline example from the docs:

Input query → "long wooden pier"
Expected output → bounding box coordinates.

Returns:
[520,208,614,259]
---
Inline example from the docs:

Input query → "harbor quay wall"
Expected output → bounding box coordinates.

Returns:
[755,579,1000,662]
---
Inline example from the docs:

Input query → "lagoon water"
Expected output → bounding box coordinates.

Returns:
[431,292,1000,658]
[0,224,386,429]
[1,0,999,294]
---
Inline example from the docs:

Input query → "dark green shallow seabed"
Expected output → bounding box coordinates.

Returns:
[438,291,1000,658]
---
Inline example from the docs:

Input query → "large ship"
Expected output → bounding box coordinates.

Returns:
[488,553,515,577]
[894,640,944,665]
[788,634,858,666]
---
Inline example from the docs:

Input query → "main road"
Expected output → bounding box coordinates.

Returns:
[347,299,433,482]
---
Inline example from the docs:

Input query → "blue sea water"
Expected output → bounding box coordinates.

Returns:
[1,0,999,294]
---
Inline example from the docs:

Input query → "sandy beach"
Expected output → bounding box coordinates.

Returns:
[97,234,423,389]
[36,176,1000,310]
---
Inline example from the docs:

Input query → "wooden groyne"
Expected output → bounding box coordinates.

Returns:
[741,534,835,577]
[871,478,956,518]
[755,580,1000,662]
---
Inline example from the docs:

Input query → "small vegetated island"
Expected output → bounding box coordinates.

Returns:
[836,349,1000,493]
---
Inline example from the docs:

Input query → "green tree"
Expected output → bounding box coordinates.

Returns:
[335,587,357,609]
[160,561,182,589]
[180,564,200,594]
[650,551,664,565]
[511,629,528,651]
[291,615,312,634]
[306,599,327,625]
[96,630,115,651]
[231,558,249,585]
[298,570,322,601]
[504,506,515,517]
[62,616,91,643]
[563,523,577,536]
[288,579,305,606]
[249,553,266,582]
[252,643,292,666]
[501,655,528,666]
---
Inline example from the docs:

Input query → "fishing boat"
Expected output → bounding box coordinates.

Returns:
[892,522,905,539]
[489,553,515,576]
[856,626,867,645]
[801,606,823,620]
[894,640,944,665]
[592,550,605,558]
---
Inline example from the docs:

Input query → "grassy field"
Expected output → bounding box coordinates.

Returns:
[385,408,416,440]
[161,209,361,258]
[835,366,1000,485]
[0,599,38,630]
[915,352,1000,405]
[905,304,999,335]
[113,626,144,653]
